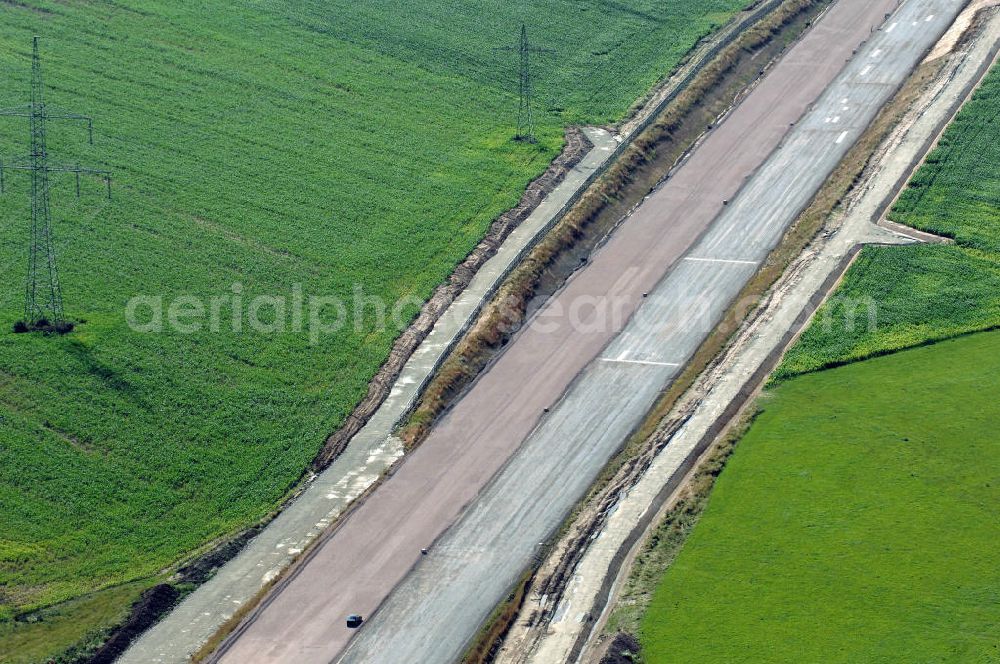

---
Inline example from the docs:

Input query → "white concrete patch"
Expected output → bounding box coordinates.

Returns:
[684,256,758,265]
[599,357,680,367]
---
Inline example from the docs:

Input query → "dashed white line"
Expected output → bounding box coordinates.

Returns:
[684,256,758,266]
[886,21,897,33]
[835,130,849,144]
[599,358,681,368]
[926,14,935,22]
[871,48,882,58]
[860,64,873,76]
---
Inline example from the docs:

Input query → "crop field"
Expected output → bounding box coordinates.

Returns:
[0,0,751,660]
[778,60,1000,380]
[639,330,1000,663]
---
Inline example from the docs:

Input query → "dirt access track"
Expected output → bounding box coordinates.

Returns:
[207,1,966,663]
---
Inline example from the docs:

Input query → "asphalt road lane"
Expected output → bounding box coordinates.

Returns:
[211,1,959,662]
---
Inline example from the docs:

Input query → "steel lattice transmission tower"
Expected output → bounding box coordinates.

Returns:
[0,36,111,333]
[497,24,553,143]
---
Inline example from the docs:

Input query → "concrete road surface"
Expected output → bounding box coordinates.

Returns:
[211,1,963,662]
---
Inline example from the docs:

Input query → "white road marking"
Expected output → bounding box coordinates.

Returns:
[684,256,758,266]
[871,48,882,58]
[599,358,681,368]
[886,22,897,33]
[836,130,849,144]
[926,14,935,22]
[860,64,873,76]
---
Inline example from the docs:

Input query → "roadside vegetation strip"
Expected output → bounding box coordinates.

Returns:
[0,0,754,660]
[600,417,750,649]
[0,581,156,664]
[638,330,1000,663]
[777,58,1000,380]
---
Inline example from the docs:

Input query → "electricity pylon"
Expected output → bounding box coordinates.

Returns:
[496,24,553,143]
[0,36,111,333]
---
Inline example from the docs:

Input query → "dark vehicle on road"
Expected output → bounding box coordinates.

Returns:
[346,614,364,628]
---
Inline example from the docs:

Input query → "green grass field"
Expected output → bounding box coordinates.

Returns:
[777,61,1000,380]
[640,330,1000,663]
[0,0,751,659]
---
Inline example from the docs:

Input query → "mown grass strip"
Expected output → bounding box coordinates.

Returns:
[778,58,1000,379]
[639,330,1000,662]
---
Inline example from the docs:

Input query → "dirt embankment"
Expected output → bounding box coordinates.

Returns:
[313,127,592,469]
[85,585,179,664]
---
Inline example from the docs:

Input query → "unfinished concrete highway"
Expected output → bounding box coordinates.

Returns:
[209,1,966,662]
